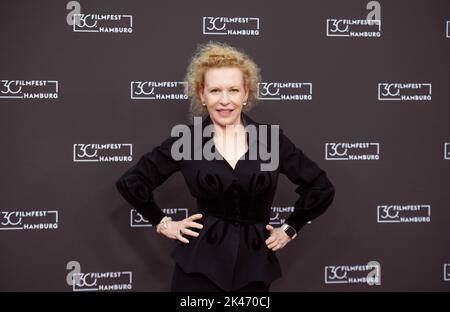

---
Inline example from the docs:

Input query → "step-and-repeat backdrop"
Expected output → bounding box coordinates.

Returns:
[1,0,449,291]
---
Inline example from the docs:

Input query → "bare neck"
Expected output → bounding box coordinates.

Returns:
[212,115,245,138]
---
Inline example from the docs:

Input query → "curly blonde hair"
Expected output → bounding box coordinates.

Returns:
[184,41,261,117]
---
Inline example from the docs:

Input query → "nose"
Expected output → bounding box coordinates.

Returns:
[219,91,231,105]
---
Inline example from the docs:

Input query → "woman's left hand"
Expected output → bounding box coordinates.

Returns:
[265,224,297,251]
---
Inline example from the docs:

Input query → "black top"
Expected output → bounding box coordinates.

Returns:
[115,112,336,291]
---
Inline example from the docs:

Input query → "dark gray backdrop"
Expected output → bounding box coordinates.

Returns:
[0,0,449,291]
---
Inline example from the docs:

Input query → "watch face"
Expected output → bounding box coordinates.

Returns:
[285,226,296,238]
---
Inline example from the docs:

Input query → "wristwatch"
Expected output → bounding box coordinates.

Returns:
[281,223,297,239]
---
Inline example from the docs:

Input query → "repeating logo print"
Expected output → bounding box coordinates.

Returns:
[257,82,312,101]
[73,144,132,162]
[203,17,260,36]
[378,83,432,101]
[326,1,381,38]
[130,208,189,227]
[377,205,431,223]
[0,210,58,231]
[130,81,187,100]
[72,14,133,33]
[444,143,450,160]
[325,143,380,160]
[325,261,381,285]
[0,80,58,99]
[444,264,450,281]
[270,206,295,225]
[270,206,312,226]
[326,19,381,37]
[66,261,132,292]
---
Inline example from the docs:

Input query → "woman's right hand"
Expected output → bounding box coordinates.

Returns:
[158,213,204,243]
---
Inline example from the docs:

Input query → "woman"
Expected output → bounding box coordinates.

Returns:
[116,42,336,292]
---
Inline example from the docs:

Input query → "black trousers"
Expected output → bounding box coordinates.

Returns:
[170,263,270,292]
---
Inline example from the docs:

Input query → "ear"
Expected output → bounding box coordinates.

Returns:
[198,87,205,103]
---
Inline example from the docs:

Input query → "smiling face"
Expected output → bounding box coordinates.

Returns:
[199,67,249,128]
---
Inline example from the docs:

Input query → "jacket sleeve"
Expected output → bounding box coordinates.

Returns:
[279,129,336,233]
[115,136,180,226]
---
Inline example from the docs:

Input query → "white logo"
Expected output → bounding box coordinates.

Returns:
[0,210,58,231]
[377,205,431,223]
[270,206,312,226]
[0,80,58,99]
[73,14,133,33]
[203,17,260,36]
[446,21,449,38]
[130,81,187,100]
[257,82,312,101]
[130,208,189,227]
[444,264,450,281]
[66,261,132,292]
[326,19,381,37]
[270,206,295,225]
[378,83,432,101]
[326,1,381,38]
[325,143,380,160]
[444,143,450,160]
[73,144,132,162]
[325,261,381,285]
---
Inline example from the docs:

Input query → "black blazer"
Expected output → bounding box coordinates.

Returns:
[116,112,335,291]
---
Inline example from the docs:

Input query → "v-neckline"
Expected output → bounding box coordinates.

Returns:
[215,145,249,171]
[202,112,255,172]
[212,131,249,172]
